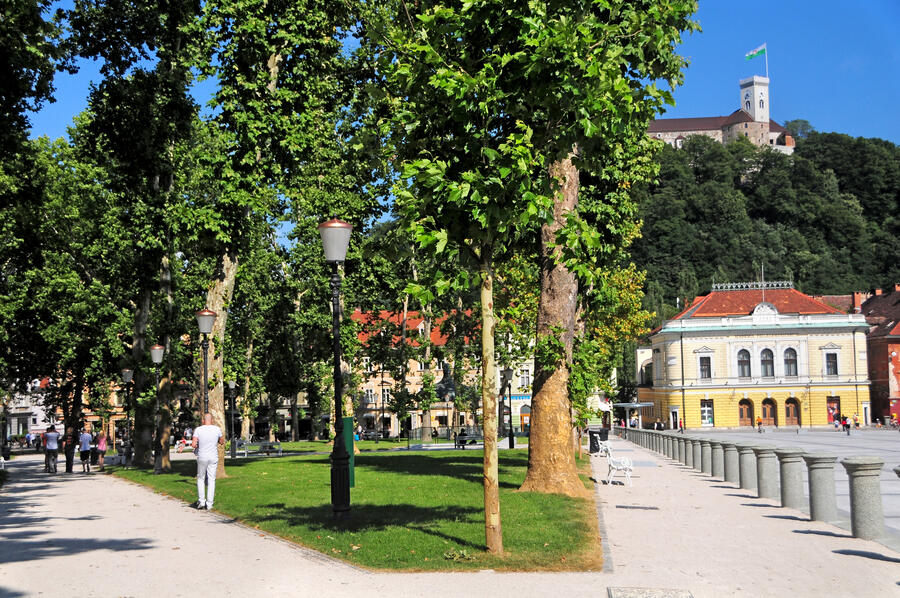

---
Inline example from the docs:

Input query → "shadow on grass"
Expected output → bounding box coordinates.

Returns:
[245,502,485,550]
[354,452,528,489]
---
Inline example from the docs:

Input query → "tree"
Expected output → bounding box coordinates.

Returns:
[379,0,697,552]
[783,119,815,140]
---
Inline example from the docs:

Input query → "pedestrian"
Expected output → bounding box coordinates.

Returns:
[97,431,107,471]
[44,425,60,473]
[79,428,93,473]
[25,432,32,448]
[853,413,859,429]
[192,413,224,510]
[678,418,684,433]
[63,426,78,473]
[756,416,763,433]
[833,414,840,431]
[842,415,850,436]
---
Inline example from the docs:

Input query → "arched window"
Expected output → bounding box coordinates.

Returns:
[738,349,751,378]
[761,349,774,377]
[745,101,751,111]
[784,348,798,377]
[759,99,765,109]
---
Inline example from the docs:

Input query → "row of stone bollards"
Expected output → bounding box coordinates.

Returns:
[617,427,897,542]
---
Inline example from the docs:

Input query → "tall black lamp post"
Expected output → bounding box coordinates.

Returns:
[319,216,353,518]
[227,380,237,459]
[196,308,217,414]
[502,367,515,449]
[121,368,133,466]
[150,344,165,473]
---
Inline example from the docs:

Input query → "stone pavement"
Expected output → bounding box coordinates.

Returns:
[2,440,899,598]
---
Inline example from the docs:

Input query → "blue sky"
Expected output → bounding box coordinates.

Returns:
[27,0,900,144]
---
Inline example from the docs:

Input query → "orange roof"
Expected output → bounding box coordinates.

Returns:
[673,288,843,319]
[351,310,474,347]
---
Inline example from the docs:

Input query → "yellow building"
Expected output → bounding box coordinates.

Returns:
[637,282,870,430]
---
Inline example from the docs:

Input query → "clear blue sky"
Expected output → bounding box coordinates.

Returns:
[27,0,900,144]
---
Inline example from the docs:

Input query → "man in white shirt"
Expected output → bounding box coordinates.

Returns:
[44,426,60,473]
[191,413,224,510]
[79,428,93,473]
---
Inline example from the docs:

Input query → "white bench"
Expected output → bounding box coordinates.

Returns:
[596,442,633,486]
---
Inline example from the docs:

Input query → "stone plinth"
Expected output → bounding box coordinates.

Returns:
[737,444,757,490]
[841,456,885,541]
[803,453,838,523]
[700,440,712,475]
[723,442,739,485]
[691,438,701,472]
[774,448,805,510]
[710,441,724,480]
[752,445,778,499]
[684,437,694,468]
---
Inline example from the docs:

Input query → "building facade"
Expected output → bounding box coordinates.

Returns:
[859,285,900,423]
[637,282,870,430]
[648,76,795,154]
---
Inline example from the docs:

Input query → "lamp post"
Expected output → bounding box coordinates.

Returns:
[227,380,237,459]
[150,344,165,474]
[121,368,133,466]
[502,367,515,449]
[195,308,217,414]
[319,216,353,517]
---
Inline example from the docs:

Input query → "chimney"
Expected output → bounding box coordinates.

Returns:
[852,292,865,312]
[875,288,882,296]
[894,283,900,293]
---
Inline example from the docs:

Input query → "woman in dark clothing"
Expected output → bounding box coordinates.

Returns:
[63,426,78,473]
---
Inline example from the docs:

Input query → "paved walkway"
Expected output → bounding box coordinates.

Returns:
[2,439,899,597]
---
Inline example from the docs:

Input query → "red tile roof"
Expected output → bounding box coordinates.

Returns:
[672,288,844,319]
[648,110,787,136]
[351,309,474,347]
[861,289,900,338]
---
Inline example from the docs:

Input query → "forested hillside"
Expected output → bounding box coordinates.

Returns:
[632,132,900,316]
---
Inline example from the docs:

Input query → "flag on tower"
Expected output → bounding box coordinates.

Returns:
[745,44,766,60]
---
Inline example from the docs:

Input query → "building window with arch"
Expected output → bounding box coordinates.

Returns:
[784,348,798,377]
[745,101,751,111]
[825,353,839,376]
[699,356,711,380]
[759,99,764,108]
[760,349,774,378]
[738,349,751,378]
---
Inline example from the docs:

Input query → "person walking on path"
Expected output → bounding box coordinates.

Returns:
[44,425,60,473]
[192,413,224,510]
[756,416,763,433]
[79,428,93,473]
[96,431,107,471]
[63,426,78,473]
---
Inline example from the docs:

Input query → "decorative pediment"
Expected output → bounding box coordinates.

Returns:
[693,346,715,354]
[752,302,778,315]
[819,342,841,350]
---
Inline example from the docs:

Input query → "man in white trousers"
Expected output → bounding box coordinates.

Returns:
[192,413,224,510]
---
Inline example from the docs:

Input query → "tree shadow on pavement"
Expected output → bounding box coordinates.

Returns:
[0,586,27,597]
[0,535,154,565]
[833,548,900,563]
[793,529,853,539]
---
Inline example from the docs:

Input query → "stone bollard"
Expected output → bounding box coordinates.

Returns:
[723,442,740,485]
[700,439,712,475]
[803,453,839,523]
[752,445,778,499]
[684,437,694,468]
[774,448,805,510]
[711,441,725,480]
[692,438,702,472]
[737,443,758,491]
[841,457,885,541]
[678,436,686,464]
[663,434,671,459]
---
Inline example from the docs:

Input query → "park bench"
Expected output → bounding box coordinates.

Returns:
[237,440,282,457]
[454,434,483,449]
[596,441,633,486]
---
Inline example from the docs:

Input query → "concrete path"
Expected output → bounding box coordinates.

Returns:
[2,440,899,597]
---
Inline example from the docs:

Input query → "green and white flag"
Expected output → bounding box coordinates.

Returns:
[745,44,766,60]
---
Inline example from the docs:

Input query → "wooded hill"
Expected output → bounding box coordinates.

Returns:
[631,131,900,318]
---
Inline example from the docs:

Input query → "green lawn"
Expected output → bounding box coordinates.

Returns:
[113,450,601,571]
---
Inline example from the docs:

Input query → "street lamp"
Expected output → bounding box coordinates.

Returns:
[150,344,165,474]
[227,380,237,459]
[319,216,353,517]
[121,368,133,466]
[196,308,217,414]
[502,367,515,449]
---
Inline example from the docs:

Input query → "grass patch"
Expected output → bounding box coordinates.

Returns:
[112,450,600,571]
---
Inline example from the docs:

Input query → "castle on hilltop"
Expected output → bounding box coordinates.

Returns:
[649,76,795,154]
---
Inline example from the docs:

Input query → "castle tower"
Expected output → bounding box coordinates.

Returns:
[739,75,770,123]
